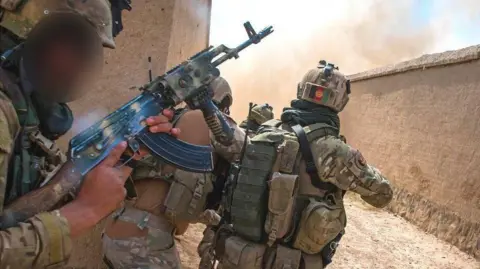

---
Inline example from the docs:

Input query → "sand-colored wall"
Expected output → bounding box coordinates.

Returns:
[62,1,211,268]
[342,45,480,260]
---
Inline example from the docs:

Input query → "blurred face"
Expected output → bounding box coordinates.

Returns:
[24,14,104,102]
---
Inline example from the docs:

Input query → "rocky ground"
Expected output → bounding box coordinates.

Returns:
[175,195,479,269]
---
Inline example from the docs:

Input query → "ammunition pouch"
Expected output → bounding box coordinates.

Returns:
[271,245,302,269]
[264,172,298,246]
[219,235,266,269]
[214,233,324,269]
[163,170,214,224]
[293,198,346,255]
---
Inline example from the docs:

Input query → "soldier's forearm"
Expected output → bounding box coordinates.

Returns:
[59,200,103,237]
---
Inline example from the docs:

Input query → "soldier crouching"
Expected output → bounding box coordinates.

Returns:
[198,60,393,269]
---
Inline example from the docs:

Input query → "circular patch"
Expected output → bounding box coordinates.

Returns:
[315,90,323,98]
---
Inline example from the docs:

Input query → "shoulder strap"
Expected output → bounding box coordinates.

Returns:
[291,124,338,193]
[262,119,282,128]
[304,123,339,142]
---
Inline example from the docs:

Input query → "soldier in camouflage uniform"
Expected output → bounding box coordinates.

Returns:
[102,76,246,269]
[0,1,175,268]
[239,103,274,137]
[198,60,393,269]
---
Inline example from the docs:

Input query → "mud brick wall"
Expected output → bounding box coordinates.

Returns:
[342,45,480,260]
[61,0,212,268]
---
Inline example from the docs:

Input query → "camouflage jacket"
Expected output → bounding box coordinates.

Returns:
[278,122,393,207]
[0,81,72,268]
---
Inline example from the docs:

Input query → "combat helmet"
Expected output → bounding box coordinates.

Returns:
[0,0,115,48]
[249,103,274,125]
[210,76,233,108]
[297,60,351,112]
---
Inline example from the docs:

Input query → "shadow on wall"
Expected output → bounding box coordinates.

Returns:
[341,46,480,260]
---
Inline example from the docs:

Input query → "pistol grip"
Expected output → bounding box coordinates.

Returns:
[137,131,213,173]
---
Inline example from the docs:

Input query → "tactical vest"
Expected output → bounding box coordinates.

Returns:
[0,67,66,205]
[225,119,347,254]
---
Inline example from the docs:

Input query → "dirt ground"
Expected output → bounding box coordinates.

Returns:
[174,195,479,269]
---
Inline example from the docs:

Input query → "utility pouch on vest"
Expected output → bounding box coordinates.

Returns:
[272,245,302,269]
[278,137,299,174]
[219,235,266,269]
[0,0,23,11]
[164,170,213,223]
[293,198,345,255]
[302,253,324,269]
[230,132,283,242]
[264,172,298,246]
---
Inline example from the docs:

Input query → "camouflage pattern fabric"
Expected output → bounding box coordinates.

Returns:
[197,209,221,226]
[239,103,274,138]
[249,103,274,125]
[308,135,392,207]
[298,61,350,112]
[211,115,246,162]
[102,207,181,269]
[0,90,72,268]
[0,0,115,48]
[197,226,216,269]
[103,235,181,269]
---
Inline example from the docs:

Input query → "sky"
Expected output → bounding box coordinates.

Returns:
[208,0,480,119]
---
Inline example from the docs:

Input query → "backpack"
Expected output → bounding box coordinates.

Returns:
[225,119,341,243]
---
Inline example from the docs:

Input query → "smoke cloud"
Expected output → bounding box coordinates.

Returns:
[210,0,479,121]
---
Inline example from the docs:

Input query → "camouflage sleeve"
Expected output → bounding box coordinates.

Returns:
[0,92,18,211]
[210,117,247,163]
[0,212,72,269]
[0,96,72,268]
[312,136,393,208]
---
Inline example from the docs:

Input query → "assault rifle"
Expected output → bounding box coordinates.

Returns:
[1,22,274,227]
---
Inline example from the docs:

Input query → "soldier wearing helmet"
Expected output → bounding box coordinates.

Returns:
[198,61,393,269]
[0,1,174,268]
[102,76,247,269]
[239,103,274,137]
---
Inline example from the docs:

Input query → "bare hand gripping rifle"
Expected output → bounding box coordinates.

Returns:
[1,22,273,227]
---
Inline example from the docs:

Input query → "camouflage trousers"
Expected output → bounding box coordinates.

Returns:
[102,206,182,269]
